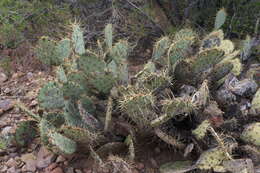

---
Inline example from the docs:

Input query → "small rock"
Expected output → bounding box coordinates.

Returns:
[75,169,82,173]
[21,153,37,172]
[56,155,66,163]
[36,146,55,169]
[6,158,17,167]
[51,167,64,173]
[66,167,74,173]
[230,79,258,97]
[4,87,11,94]
[136,163,145,170]
[45,163,58,172]
[0,72,8,83]
[1,126,13,136]
[0,100,14,115]
[7,167,15,173]
[0,165,8,172]
[27,72,33,79]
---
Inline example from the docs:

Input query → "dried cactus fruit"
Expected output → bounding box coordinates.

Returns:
[250,89,260,115]
[38,82,64,109]
[151,97,194,127]
[152,36,170,61]
[192,120,210,140]
[241,122,260,147]
[214,8,227,30]
[196,147,229,170]
[104,24,113,49]
[15,121,37,146]
[72,24,85,55]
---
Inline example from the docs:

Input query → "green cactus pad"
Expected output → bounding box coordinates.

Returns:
[56,66,68,83]
[250,89,260,115]
[196,147,229,170]
[62,71,87,99]
[214,8,227,30]
[155,97,194,125]
[159,161,193,173]
[137,71,170,91]
[192,120,210,140]
[78,54,106,75]
[44,113,65,128]
[72,24,85,55]
[208,61,233,83]
[241,122,260,147]
[48,131,77,154]
[191,49,224,75]
[110,40,128,64]
[59,126,101,144]
[56,38,71,60]
[63,100,89,129]
[120,89,156,128]
[38,82,65,109]
[104,24,113,49]
[36,37,61,66]
[15,121,37,146]
[152,36,170,61]
[39,118,55,147]
[168,29,196,66]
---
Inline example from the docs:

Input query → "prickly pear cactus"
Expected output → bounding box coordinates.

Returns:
[15,121,37,146]
[72,24,85,55]
[168,28,197,66]
[120,88,157,128]
[152,36,170,61]
[38,82,65,109]
[214,8,227,30]
[196,147,229,171]
[192,120,210,140]
[250,89,260,115]
[241,122,260,147]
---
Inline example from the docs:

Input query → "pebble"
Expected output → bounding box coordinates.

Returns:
[45,163,58,172]
[51,167,64,173]
[0,99,14,115]
[0,72,8,83]
[36,146,55,169]
[6,158,17,167]
[75,169,83,173]
[56,155,66,163]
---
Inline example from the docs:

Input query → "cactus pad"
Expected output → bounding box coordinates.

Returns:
[241,122,260,147]
[38,82,64,109]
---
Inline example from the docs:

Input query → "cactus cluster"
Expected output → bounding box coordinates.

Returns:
[14,8,259,172]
